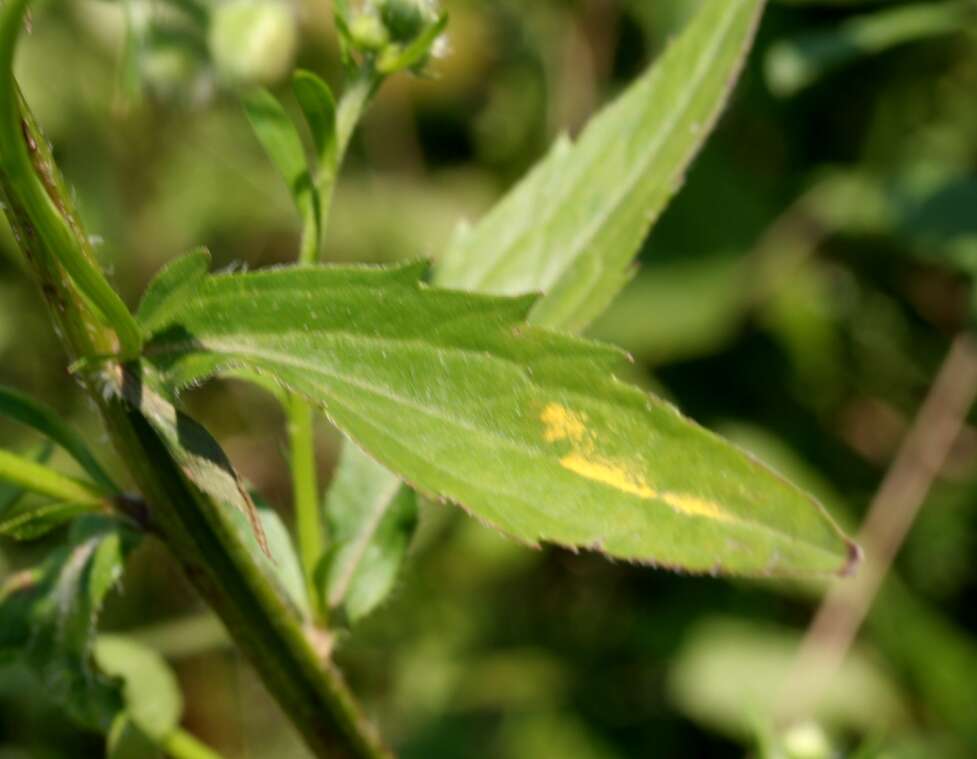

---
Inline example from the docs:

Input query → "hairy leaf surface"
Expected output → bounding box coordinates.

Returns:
[321,0,767,618]
[139,259,855,576]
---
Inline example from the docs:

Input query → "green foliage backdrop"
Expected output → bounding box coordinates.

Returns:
[1,0,976,757]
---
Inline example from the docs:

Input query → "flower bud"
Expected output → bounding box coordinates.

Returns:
[378,0,436,44]
[209,0,298,87]
[349,12,390,52]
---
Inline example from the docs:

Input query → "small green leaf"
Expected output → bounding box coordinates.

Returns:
[136,247,212,327]
[0,448,110,508]
[434,0,766,332]
[0,384,119,493]
[139,260,856,577]
[321,443,418,622]
[0,517,140,730]
[0,501,94,541]
[0,441,53,515]
[292,70,337,175]
[242,87,319,261]
[254,495,312,618]
[95,635,183,741]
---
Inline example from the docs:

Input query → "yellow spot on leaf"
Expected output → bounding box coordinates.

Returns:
[560,453,657,500]
[662,492,730,522]
[540,402,589,443]
[540,402,731,523]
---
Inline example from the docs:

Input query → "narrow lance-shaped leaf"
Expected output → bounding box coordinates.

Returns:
[0,440,52,515]
[325,0,770,618]
[139,259,857,577]
[0,384,119,493]
[0,502,95,541]
[242,88,319,262]
[292,70,337,177]
[0,448,110,507]
[434,0,766,332]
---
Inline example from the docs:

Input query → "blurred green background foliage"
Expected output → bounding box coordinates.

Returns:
[2,0,977,756]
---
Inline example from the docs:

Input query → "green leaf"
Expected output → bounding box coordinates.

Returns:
[136,247,212,327]
[0,501,94,541]
[94,635,183,741]
[0,441,53,515]
[242,87,319,261]
[434,0,766,332]
[321,443,418,622]
[0,384,118,493]
[0,516,139,730]
[139,259,856,576]
[0,448,110,508]
[292,70,337,175]
[322,0,769,616]
[254,494,312,618]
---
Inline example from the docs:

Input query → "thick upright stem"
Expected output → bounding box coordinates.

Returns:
[0,6,390,758]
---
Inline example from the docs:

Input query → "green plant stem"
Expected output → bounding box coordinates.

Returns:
[0,0,142,358]
[163,728,226,759]
[0,449,108,506]
[0,5,390,757]
[288,392,326,620]
[286,64,378,624]
[318,66,376,245]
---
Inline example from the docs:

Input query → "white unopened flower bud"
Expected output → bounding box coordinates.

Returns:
[209,0,297,87]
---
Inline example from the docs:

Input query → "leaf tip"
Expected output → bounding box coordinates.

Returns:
[840,539,863,578]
